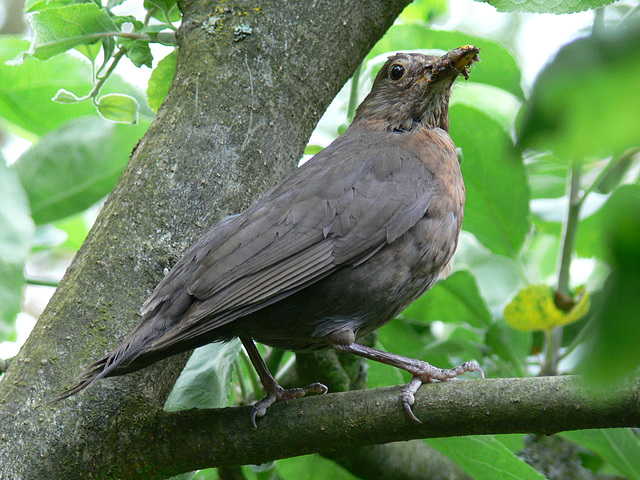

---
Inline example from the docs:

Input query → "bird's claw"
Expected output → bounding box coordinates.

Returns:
[402,377,424,424]
[250,381,328,428]
[401,360,484,424]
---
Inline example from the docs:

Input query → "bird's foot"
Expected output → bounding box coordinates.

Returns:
[250,382,328,428]
[402,360,484,423]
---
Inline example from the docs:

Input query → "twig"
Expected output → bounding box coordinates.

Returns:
[0,357,14,373]
[543,160,582,375]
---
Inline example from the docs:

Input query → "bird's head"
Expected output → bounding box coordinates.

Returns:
[353,46,480,132]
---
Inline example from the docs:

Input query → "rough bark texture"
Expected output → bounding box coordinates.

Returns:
[0,0,411,478]
[95,376,640,475]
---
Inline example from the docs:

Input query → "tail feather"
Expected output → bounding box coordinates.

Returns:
[55,300,198,401]
[55,318,169,401]
[54,357,113,401]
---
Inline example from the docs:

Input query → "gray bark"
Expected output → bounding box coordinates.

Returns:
[0,0,411,478]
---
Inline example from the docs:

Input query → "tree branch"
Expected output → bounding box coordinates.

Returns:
[325,441,473,480]
[133,376,638,476]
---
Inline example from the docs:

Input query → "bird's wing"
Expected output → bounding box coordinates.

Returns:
[145,129,438,345]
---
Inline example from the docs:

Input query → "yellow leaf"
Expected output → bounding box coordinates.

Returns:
[504,285,590,332]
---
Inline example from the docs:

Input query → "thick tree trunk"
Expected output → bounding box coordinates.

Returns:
[0,1,411,478]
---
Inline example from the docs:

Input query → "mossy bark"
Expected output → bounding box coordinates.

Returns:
[0,0,411,478]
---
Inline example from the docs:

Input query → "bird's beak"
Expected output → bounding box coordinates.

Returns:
[447,45,481,80]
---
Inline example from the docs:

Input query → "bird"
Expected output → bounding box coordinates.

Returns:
[57,45,483,425]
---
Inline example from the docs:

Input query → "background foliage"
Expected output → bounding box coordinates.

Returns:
[1,0,640,478]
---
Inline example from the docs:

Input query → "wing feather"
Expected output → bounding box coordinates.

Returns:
[141,129,438,351]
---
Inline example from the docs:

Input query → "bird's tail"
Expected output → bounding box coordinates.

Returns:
[54,356,113,401]
[54,320,168,402]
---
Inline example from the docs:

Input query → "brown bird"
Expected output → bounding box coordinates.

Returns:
[58,45,483,425]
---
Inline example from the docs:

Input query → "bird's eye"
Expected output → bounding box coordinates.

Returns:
[389,63,405,81]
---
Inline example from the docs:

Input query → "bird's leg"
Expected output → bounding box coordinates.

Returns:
[240,337,328,428]
[330,340,483,424]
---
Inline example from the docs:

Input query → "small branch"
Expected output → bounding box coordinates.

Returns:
[326,441,473,480]
[25,276,60,288]
[0,357,14,373]
[556,160,582,296]
[544,161,582,375]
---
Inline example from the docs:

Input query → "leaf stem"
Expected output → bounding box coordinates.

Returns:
[96,31,152,41]
[161,7,179,32]
[577,155,625,210]
[90,47,128,102]
[593,8,605,35]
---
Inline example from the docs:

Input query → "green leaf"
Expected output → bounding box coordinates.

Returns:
[451,82,521,134]
[277,455,359,480]
[13,116,149,224]
[27,3,119,61]
[399,0,448,22]
[52,88,82,104]
[518,25,640,159]
[368,25,524,100]
[495,434,527,453]
[112,15,143,31]
[147,50,176,111]
[561,429,640,480]
[25,0,75,13]
[402,270,492,327]
[576,184,640,260]
[0,36,150,137]
[74,40,102,62]
[96,93,140,123]
[54,215,90,251]
[485,319,531,375]
[303,144,324,156]
[504,284,590,331]
[452,105,531,258]
[379,319,433,364]
[454,235,527,308]
[526,152,570,200]
[578,184,640,385]
[0,157,35,338]
[478,0,616,14]
[419,326,485,368]
[164,340,241,411]
[144,0,177,12]
[365,350,405,387]
[122,39,153,68]
[427,436,546,480]
[521,223,561,283]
